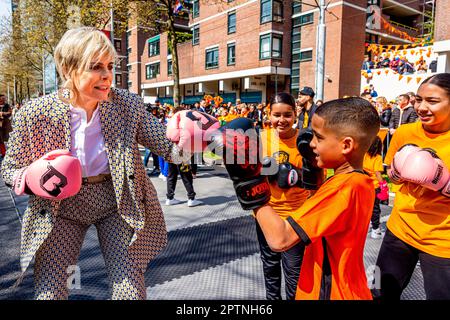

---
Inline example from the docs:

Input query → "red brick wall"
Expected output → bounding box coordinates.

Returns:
[435,0,450,41]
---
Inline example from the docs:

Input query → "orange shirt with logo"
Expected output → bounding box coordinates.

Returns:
[260,128,310,219]
[363,153,383,189]
[384,122,450,258]
[287,172,374,300]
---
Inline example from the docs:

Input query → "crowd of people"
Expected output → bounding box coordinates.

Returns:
[362,53,437,75]
[1,27,450,301]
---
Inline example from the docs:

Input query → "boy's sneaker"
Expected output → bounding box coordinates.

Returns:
[371,228,384,239]
[187,199,203,207]
[165,198,181,206]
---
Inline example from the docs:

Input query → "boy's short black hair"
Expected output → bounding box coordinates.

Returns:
[315,97,380,152]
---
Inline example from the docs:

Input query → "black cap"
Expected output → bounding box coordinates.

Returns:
[299,86,315,98]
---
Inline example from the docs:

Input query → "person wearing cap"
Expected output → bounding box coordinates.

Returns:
[296,86,318,130]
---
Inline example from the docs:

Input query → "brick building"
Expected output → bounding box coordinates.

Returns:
[129,0,433,104]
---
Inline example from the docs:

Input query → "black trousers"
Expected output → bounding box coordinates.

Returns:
[166,163,196,200]
[375,228,450,300]
[255,220,304,300]
[371,188,381,230]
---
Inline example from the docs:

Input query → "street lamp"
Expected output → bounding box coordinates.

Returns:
[273,60,282,95]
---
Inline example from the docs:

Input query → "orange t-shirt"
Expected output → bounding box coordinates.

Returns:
[384,122,450,258]
[260,128,310,219]
[287,172,374,300]
[363,153,383,189]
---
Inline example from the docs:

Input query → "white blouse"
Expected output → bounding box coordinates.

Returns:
[70,105,110,177]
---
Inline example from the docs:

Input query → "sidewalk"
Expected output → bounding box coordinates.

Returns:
[0,161,425,300]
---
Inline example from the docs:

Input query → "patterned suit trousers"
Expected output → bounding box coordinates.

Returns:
[34,179,146,300]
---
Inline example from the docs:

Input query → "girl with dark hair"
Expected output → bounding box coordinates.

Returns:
[256,92,309,300]
[376,73,450,300]
[363,136,385,239]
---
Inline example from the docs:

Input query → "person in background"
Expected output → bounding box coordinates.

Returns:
[0,94,12,158]
[363,136,385,239]
[389,94,418,136]
[296,86,318,130]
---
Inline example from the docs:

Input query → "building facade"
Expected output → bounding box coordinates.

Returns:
[128,0,434,104]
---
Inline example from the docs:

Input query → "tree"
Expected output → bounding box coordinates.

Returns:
[0,0,193,106]
[130,0,194,108]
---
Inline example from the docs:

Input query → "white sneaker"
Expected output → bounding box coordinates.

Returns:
[159,174,167,181]
[371,228,383,239]
[165,198,181,205]
[187,199,203,207]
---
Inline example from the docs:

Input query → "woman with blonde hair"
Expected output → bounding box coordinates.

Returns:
[1,27,198,300]
[376,96,392,128]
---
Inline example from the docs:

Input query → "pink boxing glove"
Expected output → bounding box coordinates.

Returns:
[377,180,389,201]
[166,110,220,153]
[400,148,450,194]
[388,144,421,184]
[14,149,82,200]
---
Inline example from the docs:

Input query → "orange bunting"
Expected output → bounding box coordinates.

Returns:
[399,75,404,81]
[416,77,422,84]
[406,76,413,83]
[377,70,381,75]
[384,69,390,75]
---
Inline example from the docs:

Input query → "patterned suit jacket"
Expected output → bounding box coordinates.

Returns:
[1,88,184,274]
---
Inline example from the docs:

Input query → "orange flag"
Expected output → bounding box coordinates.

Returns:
[403,44,409,49]
[411,50,415,55]
[399,75,404,81]
[416,77,422,84]
[385,69,390,75]
[377,70,381,75]
[406,76,413,83]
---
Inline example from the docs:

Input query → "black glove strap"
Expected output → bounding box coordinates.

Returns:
[233,176,271,211]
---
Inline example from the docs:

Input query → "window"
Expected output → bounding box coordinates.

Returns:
[292,1,302,15]
[114,39,122,51]
[168,59,173,76]
[205,47,219,69]
[228,11,236,34]
[300,50,313,62]
[272,34,282,58]
[127,47,132,55]
[192,25,199,45]
[260,0,283,24]
[293,13,314,27]
[128,81,132,89]
[146,62,160,79]
[115,74,122,86]
[260,0,271,23]
[148,39,160,57]
[193,0,199,18]
[259,33,282,59]
[273,0,283,22]
[227,43,236,65]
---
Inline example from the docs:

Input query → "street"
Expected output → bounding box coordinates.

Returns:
[0,157,425,300]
